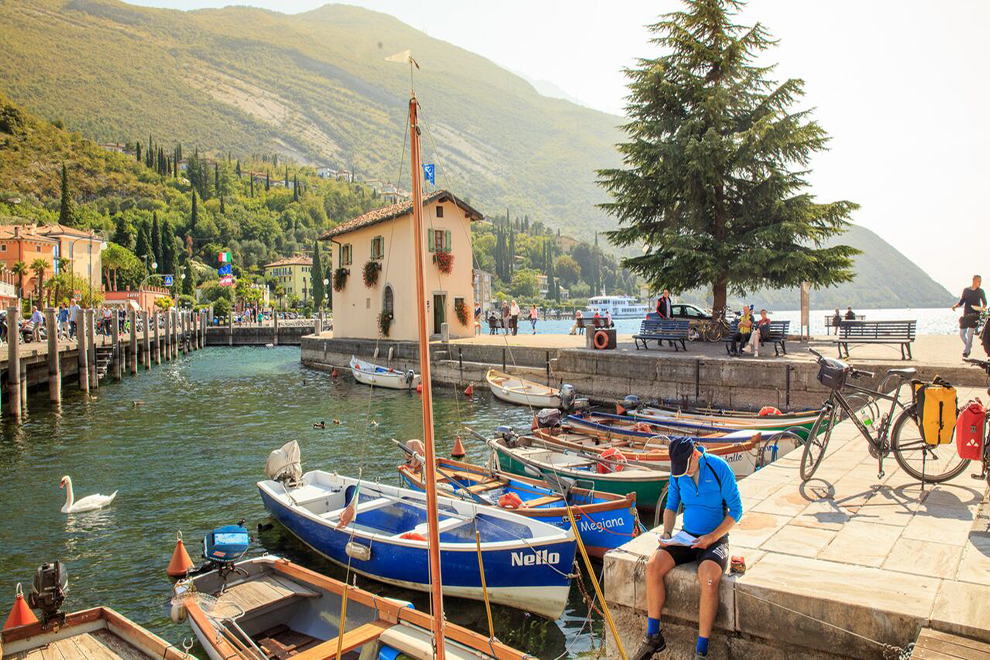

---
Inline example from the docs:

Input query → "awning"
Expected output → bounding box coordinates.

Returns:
[103,299,141,312]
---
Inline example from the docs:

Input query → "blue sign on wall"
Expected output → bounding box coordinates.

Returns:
[218,264,232,276]
[163,275,174,286]
[422,163,435,185]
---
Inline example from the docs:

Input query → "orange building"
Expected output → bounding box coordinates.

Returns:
[104,285,172,314]
[0,225,58,300]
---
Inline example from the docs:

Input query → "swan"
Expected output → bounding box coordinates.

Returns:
[60,476,117,514]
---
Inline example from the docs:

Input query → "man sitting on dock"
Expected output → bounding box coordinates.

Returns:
[635,437,743,660]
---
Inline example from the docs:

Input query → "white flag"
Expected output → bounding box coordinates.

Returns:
[385,49,419,68]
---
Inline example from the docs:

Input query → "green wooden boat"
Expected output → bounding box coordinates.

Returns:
[487,434,670,510]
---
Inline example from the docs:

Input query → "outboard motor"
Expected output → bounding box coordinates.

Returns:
[405,370,415,385]
[29,561,68,628]
[536,408,562,429]
[496,425,518,447]
[622,394,642,411]
[570,397,591,412]
[560,384,576,411]
[193,522,251,587]
[265,440,301,485]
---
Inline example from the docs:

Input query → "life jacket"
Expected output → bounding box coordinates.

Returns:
[956,400,986,460]
[913,377,958,445]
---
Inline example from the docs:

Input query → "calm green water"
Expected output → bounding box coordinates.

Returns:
[0,347,605,658]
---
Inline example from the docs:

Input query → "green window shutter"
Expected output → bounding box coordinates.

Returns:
[444,230,451,253]
[428,229,435,252]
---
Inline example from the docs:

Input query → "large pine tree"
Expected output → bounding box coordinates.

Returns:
[599,0,858,314]
[311,240,325,310]
[58,162,75,226]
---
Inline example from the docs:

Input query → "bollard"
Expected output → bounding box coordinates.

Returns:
[87,309,98,389]
[163,310,171,362]
[154,311,161,365]
[273,312,279,346]
[142,310,151,369]
[128,308,137,375]
[6,307,21,420]
[228,311,233,347]
[111,311,122,380]
[201,312,207,348]
[76,307,89,394]
[181,312,187,355]
[45,308,61,404]
[314,316,322,337]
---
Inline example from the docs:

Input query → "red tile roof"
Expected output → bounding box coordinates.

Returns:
[264,256,312,268]
[320,190,483,240]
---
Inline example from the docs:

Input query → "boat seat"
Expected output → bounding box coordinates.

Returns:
[886,367,916,378]
[466,482,504,494]
[396,516,473,539]
[212,573,320,620]
[323,497,392,522]
[522,495,561,509]
[291,621,392,660]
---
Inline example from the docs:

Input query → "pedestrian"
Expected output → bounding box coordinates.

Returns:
[30,306,43,343]
[509,300,520,336]
[728,307,752,356]
[102,307,112,336]
[529,304,539,334]
[656,290,672,319]
[634,436,742,660]
[68,298,81,339]
[604,309,613,328]
[952,274,986,358]
[488,310,498,335]
[844,306,856,321]
[831,308,841,336]
[474,303,482,335]
[57,304,69,339]
[500,301,510,335]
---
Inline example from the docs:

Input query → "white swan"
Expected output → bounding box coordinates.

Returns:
[60,476,117,514]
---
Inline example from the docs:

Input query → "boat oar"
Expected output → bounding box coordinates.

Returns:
[392,439,492,506]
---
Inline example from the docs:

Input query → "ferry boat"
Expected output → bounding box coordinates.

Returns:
[585,295,650,319]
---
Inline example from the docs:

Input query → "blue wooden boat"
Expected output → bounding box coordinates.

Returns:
[258,471,577,620]
[397,454,647,559]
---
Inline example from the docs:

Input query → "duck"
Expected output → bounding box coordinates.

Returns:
[60,476,117,514]
[313,421,326,429]
[332,418,342,425]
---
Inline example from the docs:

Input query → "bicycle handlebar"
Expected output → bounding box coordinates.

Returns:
[808,348,823,360]
[850,368,875,379]
[964,357,990,375]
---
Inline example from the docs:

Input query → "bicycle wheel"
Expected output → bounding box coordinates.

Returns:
[890,407,969,483]
[801,404,836,481]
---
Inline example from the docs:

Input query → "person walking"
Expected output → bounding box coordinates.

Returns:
[500,301,510,336]
[509,300,520,336]
[656,290,673,319]
[474,303,482,335]
[529,303,539,334]
[633,436,742,660]
[57,304,69,339]
[30,306,43,343]
[68,298,81,340]
[953,274,986,358]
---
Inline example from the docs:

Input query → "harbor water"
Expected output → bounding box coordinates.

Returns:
[0,346,605,658]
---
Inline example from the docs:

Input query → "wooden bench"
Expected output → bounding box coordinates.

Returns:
[833,320,916,360]
[633,319,689,351]
[722,320,790,356]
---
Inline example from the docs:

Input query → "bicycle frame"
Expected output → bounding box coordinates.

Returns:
[825,378,909,459]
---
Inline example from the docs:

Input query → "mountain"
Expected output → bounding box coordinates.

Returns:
[507,68,593,109]
[0,0,623,237]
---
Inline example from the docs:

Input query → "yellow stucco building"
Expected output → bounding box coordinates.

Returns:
[321,190,480,340]
[264,255,314,302]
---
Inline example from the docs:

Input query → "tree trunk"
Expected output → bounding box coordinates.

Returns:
[712,275,728,318]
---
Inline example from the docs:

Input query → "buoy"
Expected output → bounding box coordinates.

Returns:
[332,368,338,379]
[616,404,626,415]
[463,384,474,397]
[598,448,627,474]
[451,436,466,458]
[4,584,38,630]
[498,492,524,509]
[758,406,782,417]
[167,531,194,578]
[416,383,423,393]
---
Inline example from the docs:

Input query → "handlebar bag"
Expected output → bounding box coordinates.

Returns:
[817,358,849,390]
[913,377,958,445]
[956,399,986,460]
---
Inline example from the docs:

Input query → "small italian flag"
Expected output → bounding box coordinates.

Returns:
[218,251,232,263]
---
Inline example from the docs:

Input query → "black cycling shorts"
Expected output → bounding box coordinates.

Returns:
[658,535,729,572]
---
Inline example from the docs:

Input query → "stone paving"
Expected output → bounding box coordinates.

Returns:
[604,385,990,659]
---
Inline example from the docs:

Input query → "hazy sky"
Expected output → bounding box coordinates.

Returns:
[129,0,987,293]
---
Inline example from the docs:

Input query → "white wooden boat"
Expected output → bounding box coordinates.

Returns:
[486,369,561,408]
[349,356,420,390]
[172,555,534,660]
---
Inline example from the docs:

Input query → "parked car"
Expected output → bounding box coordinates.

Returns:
[647,303,712,341]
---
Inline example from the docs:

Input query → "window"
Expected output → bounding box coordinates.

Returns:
[427,229,452,253]
[371,236,385,260]
[0,244,5,252]
[340,244,352,266]
[436,205,444,218]
[383,285,394,318]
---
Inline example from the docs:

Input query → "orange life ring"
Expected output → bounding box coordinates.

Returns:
[593,330,609,350]
[498,492,524,509]
[758,406,782,417]
[631,421,653,433]
[598,447,627,473]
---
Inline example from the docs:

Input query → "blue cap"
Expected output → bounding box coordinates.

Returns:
[669,436,696,477]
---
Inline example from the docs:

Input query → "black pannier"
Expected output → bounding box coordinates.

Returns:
[817,358,849,390]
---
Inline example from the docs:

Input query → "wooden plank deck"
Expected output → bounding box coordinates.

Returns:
[911,628,990,659]
[212,572,320,619]
[5,629,150,660]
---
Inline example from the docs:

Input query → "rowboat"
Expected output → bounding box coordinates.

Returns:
[258,471,576,620]
[486,433,671,509]
[627,404,818,435]
[349,355,420,390]
[486,369,561,408]
[397,453,645,559]
[530,428,799,479]
[565,412,766,441]
[171,555,534,660]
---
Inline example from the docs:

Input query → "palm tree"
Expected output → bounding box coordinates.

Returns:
[53,258,71,305]
[11,261,28,300]
[275,284,285,311]
[31,258,50,304]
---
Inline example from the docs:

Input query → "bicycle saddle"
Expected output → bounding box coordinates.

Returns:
[886,367,916,378]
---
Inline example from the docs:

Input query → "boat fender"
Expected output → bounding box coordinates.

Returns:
[345,541,373,561]
[631,422,653,433]
[169,583,190,624]
[398,532,426,542]
[598,448,627,474]
[498,492,524,509]
[170,600,186,624]
[758,406,782,416]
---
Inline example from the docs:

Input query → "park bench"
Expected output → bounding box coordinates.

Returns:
[832,320,916,360]
[824,314,865,327]
[633,319,689,351]
[723,320,790,356]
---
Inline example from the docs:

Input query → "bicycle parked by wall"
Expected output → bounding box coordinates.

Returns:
[800,349,969,484]
[701,308,732,342]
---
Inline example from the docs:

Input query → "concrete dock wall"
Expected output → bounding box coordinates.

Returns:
[205,323,314,346]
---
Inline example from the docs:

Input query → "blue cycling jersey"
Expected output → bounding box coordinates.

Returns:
[665,447,743,536]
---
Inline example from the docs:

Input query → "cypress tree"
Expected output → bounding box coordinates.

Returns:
[135,222,151,264]
[236,160,241,177]
[599,0,858,313]
[190,191,199,235]
[311,240,325,310]
[182,255,195,296]
[58,162,75,226]
[136,141,142,162]
[151,212,162,265]
[293,174,299,202]
[215,162,221,197]
[161,219,176,278]
[265,171,270,192]
[220,195,226,215]
[284,166,289,188]
[250,176,254,197]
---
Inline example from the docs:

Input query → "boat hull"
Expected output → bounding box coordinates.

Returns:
[634,407,817,436]
[350,356,421,390]
[486,369,561,408]
[258,482,574,620]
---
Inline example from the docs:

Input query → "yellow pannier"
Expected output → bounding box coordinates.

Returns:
[913,377,958,445]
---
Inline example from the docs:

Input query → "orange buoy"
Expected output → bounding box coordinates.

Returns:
[463,384,474,397]
[331,368,338,379]
[758,406,782,416]
[451,436,466,458]
[416,383,423,393]
[616,404,626,415]
[498,492,524,509]
[4,584,38,630]
[167,531,194,578]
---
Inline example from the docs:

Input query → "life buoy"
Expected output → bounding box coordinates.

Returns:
[758,406,782,417]
[593,330,609,350]
[598,447,627,473]
[631,421,653,433]
[498,492,524,509]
